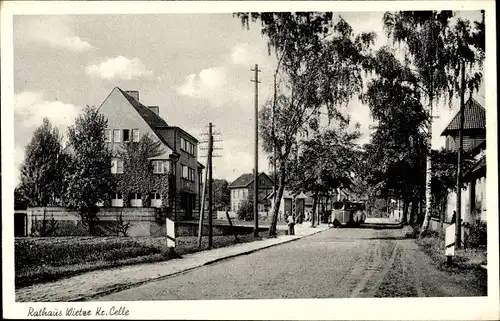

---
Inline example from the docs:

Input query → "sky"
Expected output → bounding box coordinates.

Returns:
[13,11,485,184]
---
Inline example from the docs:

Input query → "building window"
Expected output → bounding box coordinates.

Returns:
[104,129,112,142]
[188,168,195,181]
[123,129,130,142]
[150,192,162,208]
[181,137,195,155]
[111,158,124,174]
[111,193,123,207]
[130,193,142,207]
[153,160,169,174]
[132,129,140,142]
[182,165,188,179]
[113,129,121,142]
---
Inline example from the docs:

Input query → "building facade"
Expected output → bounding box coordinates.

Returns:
[228,172,274,212]
[441,97,486,224]
[98,87,203,221]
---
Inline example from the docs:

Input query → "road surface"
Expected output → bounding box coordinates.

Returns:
[94,226,486,300]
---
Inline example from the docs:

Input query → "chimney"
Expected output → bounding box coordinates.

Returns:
[148,106,159,116]
[125,90,139,102]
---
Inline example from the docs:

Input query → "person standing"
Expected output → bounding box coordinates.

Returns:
[451,210,456,224]
[287,212,295,235]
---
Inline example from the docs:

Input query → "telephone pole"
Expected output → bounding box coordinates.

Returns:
[456,61,466,249]
[207,123,214,248]
[251,64,261,238]
[197,123,223,249]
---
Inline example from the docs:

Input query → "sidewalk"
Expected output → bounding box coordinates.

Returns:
[15,224,330,302]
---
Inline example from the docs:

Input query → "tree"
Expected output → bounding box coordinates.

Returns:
[237,12,374,236]
[18,118,66,207]
[382,11,484,235]
[289,125,360,227]
[212,179,230,211]
[430,148,475,222]
[237,197,254,221]
[361,47,428,225]
[64,106,114,235]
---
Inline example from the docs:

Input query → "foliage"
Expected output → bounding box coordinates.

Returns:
[18,118,67,207]
[106,212,132,237]
[361,47,428,224]
[383,11,455,104]
[64,106,114,235]
[383,11,485,232]
[112,134,173,212]
[466,220,487,247]
[15,237,165,288]
[238,12,374,235]
[14,186,28,210]
[30,208,59,237]
[213,179,231,211]
[237,197,254,221]
[430,148,475,217]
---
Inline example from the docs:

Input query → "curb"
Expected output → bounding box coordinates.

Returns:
[71,227,330,302]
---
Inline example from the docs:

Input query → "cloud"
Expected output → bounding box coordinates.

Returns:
[176,67,237,106]
[14,91,81,183]
[19,16,94,52]
[230,43,270,66]
[85,56,153,80]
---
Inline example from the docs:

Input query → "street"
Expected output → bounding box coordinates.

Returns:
[93,226,486,300]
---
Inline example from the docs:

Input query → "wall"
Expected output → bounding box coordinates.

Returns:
[99,88,173,156]
[445,134,486,153]
[163,127,200,221]
[230,187,249,212]
[26,207,166,237]
[175,221,267,237]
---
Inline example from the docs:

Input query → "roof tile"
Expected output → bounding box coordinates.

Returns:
[441,98,486,136]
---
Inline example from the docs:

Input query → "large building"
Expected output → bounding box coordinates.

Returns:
[441,96,486,224]
[98,87,203,221]
[228,172,274,212]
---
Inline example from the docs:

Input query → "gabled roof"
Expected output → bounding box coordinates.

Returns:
[118,88,169,128]
[441,97,486,136]
[116,88,176,152]
[229,172,273,188]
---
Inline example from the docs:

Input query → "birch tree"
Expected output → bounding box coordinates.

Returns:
[237,12,374,235]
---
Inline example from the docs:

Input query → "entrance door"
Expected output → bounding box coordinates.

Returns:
[14,213,27,237]
[181,193,194,220]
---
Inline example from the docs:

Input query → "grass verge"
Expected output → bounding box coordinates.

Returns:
[15,231,285,289]
[416,233,487,272]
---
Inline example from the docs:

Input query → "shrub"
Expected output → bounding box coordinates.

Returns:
[467,220,487,247]
[237,198,254,221]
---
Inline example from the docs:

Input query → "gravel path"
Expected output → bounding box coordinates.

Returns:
[93,227,487,300]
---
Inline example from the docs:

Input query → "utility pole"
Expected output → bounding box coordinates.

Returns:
[197,125,223,249]
[208,122,214,248]
[197,155,209,249]
[251,64,261,238]
[456,61,466,249]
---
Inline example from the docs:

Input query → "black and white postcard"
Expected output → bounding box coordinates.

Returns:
[2,1,498,320]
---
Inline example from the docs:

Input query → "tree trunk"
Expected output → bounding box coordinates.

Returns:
[311,191,319,228]
[421,91,434,236]
[268,166,286,237]
[402,201,409,225]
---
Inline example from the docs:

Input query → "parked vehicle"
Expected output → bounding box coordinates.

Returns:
[331,201,366,227]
